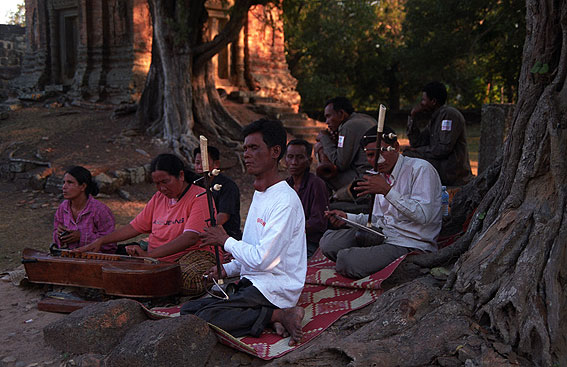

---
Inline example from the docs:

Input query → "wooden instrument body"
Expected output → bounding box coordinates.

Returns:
[22,248,181,298]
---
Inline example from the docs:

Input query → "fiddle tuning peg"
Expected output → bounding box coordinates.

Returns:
[381,146,396,152]
[382,133,397,140]
[210,169,221,176]
[212,184,222,191]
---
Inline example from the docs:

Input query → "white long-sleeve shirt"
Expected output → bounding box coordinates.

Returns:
[223,181,307,309]
[347,154,442,252]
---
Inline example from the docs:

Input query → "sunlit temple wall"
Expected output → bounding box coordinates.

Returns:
[0,25,26,99]
[245,4,300,111]
[17,0,152,103]
[17,0,298,108]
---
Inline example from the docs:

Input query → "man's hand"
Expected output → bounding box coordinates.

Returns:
[410,104,424,120]
[74,238,103,253]
[316,130,331,142]
[200,226,230,249]
[204,264,227,281]
[324,209,347,228]
[353,174,391,196]
[126,245,148,257]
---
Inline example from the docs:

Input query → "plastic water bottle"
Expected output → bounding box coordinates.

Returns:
[441,186,449,217]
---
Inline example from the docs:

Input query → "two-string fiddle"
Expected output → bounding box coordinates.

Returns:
[196,135,230,299]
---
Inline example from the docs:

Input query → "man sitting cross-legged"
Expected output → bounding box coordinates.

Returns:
[181,118,307,346]
[320,126,443,279]
[285,139,329,258]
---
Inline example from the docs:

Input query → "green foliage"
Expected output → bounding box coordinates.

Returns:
[283,0,405,112]
[530,62,549,74]
[8,2,26,26]
[400,0,525,108]
[284,0,525,111]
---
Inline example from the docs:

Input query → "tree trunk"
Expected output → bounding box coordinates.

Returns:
[135,0,202,160]
[448,0,567,364]
[386,61,400,111]
[136,0,268,162]
[191,59,245,146]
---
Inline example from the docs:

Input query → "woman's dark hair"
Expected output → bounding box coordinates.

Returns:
[150,153,199,182]
[66,166,99,197]
[242,118,287,162]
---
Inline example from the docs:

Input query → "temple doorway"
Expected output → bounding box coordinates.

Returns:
[57,8,78,85]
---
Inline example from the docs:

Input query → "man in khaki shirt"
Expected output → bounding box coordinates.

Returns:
[404,82,473,186]
[316,97,376,193]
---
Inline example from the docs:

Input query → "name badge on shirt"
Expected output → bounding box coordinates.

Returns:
[441,120,452,131]
[338,135,345,148]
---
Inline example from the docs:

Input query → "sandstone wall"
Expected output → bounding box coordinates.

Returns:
[16,0,152,104]
[0,25,26,99]
[246,4,300,111]
[15,0,299,109]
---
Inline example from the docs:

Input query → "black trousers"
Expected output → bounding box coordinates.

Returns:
[180,278,276,337]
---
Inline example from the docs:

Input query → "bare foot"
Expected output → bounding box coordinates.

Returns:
[272,321,289,337]
[271,307,304,346]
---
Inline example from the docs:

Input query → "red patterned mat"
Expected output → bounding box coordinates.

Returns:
[148,250,407,360]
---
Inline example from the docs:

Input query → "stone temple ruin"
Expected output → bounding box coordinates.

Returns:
[0,24,26,99]
[13,0,301,109]
[0,0,326,192]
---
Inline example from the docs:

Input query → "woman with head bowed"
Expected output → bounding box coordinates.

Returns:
[53,166,116,253]
[79,153,218,296]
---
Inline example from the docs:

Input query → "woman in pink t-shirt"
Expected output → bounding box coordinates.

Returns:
[79,154,218,296]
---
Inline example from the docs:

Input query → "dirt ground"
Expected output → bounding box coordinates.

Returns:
[0,103,260,366]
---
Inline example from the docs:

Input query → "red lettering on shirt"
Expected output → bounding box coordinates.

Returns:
[257,217,266,227]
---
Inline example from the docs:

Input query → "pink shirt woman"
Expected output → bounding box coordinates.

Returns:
[53,166,116,253]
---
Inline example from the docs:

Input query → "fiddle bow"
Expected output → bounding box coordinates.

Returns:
[198,135,229,298]
[352,104,396,245]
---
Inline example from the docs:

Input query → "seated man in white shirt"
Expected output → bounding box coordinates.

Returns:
[320,126,442,279]
[180,118,307,346]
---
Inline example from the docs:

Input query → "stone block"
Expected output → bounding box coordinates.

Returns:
[228,90,248,100]
[26,166,51,190]
[18,91,49,101]
[0,162,14,180]
[43,299,148,355]
[106,315,217,367]
[9,161,34,173]
[44,175,63,194]
[95,172,118,194]
[112,169,130,186]
[143,163,151,182]
[128,166,146,185]
[118,189,132,201]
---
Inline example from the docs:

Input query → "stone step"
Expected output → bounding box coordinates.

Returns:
[249,95,274,104]
[290,132,319,145]
[278,112,310,121]
[251,102,296,118]
[284,125,324,136]
[281,118,325,127]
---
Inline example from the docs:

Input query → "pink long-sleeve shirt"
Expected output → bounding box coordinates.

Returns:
[53,196,116,253]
